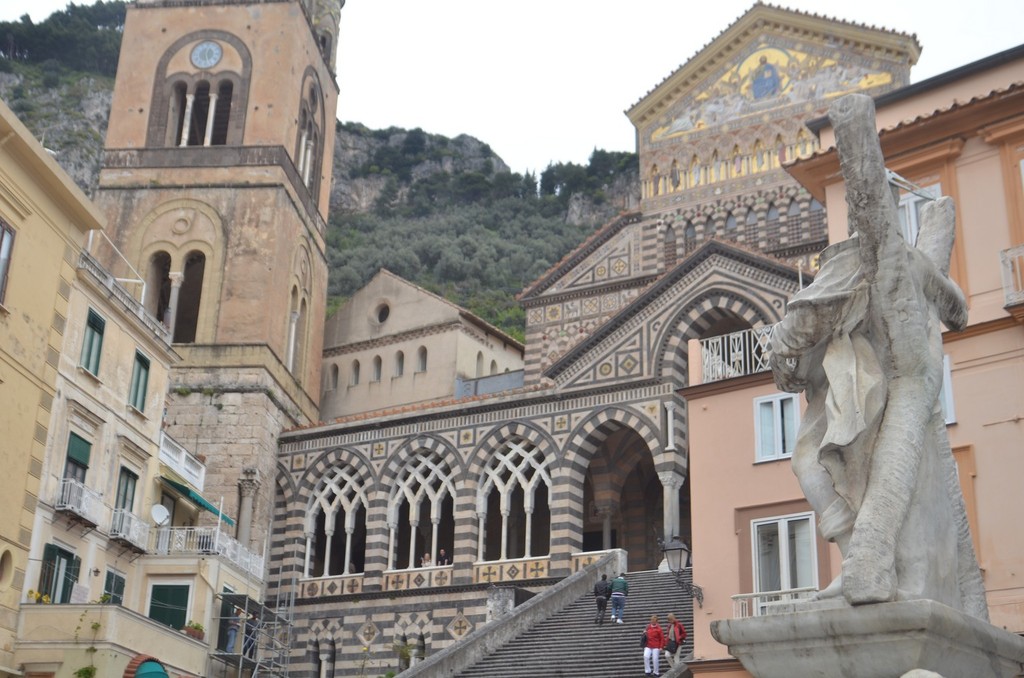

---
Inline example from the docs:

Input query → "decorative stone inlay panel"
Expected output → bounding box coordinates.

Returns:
[383,566,454,592]
[446,612,473,640]
[472,557,550,584]
[299,574,364,598]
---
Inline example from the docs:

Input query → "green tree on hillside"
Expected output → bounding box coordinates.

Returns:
[0,2,126,77]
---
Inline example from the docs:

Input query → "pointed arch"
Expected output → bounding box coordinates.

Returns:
[653,286,781,388]
[301,453,373,577]
[468,422,558,562]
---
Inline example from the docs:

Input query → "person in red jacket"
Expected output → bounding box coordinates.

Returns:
[663,612,688,667]
[643,614,666,677]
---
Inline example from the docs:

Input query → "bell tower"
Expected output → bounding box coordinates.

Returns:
[94,0,343,553]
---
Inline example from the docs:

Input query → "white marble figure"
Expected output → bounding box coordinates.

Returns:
[769,94,987,618]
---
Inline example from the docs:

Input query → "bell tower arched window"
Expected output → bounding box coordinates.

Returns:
[295,76,325,203]
[148,34,250,148]
[174,251,206,343]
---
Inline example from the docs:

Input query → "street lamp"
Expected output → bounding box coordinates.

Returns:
[661,537,704,608]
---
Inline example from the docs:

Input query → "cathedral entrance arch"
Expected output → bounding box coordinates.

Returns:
[569,409,672,571]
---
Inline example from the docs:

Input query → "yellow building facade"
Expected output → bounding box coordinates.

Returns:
[0,99,105,676]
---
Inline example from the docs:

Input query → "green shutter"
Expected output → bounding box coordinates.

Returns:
[62,556,81,604]
[39,543,58,598]
[130,351,150,411]
[67,433,91,468]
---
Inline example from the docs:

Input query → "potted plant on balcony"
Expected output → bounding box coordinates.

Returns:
[182,621,205,641]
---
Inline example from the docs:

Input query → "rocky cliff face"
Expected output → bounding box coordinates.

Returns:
[0,71,112,196]
[0,69,638,226]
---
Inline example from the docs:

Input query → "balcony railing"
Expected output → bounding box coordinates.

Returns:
[159,431,206,490]
[1000,244,1024,307]
[731,586,817,618]
[152,526,264,578]
[110,508,150,552]
[55,478,104,526]
[700,325,775,383]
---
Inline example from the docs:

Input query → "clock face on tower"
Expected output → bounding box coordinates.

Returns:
[190,40,223,69]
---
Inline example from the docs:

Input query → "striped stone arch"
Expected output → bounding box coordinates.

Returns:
[296,445,374,501]
[654,286,779,384]
[565,406,662,479]
[466,421,560,487]
[467,421,559,562]
[379,435,460,571]
[380,434,465,489]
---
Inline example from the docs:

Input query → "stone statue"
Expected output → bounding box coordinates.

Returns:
[769,93,987,618]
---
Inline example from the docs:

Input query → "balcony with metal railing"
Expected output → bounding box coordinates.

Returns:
[152,526,265,578]
[55,478,104,527]
[110,508,150,553]
[1000,244,1024,320]
[698,325,776,384]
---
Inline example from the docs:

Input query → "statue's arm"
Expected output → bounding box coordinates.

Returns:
[828,95,904,284]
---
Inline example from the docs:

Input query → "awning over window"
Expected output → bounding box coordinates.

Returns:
[159,476,236,527]
[135,661,169,678]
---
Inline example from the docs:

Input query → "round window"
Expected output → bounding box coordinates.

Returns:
[376,304,390,323]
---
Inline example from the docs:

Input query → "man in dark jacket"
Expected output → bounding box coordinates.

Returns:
[593,574,611,624]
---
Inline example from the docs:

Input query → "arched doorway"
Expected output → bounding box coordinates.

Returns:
[579,419,677,571]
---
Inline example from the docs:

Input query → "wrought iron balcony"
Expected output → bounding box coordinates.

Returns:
[152,526,264,578]
[55,478,103,527]
[700,325,775,383]
[110,508,150,553]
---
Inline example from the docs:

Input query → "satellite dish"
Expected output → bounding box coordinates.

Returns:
[150,504,170,526]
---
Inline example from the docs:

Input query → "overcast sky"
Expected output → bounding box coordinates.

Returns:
[3,1,1023,174]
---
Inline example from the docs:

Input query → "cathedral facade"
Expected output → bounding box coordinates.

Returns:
[272,6,920,676]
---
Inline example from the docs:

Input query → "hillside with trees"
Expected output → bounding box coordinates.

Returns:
[0,1,641,340]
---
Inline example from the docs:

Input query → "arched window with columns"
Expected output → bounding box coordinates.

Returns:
[295,75,325,202]
[304,465,369,577]
[477,438,552,561]
[386,450,456,570]
[147,33,250,148]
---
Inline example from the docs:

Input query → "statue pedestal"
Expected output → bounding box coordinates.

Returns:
[711,598,1024,677]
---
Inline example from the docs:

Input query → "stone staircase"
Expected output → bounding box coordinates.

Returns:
[457,570,695,677]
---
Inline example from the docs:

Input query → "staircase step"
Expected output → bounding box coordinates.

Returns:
[457,570,696,678]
